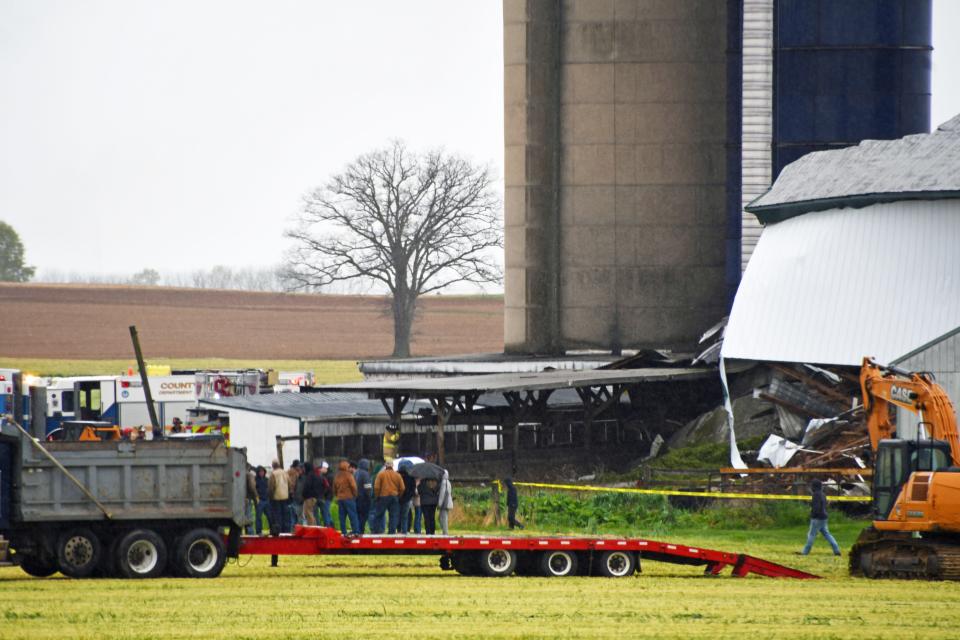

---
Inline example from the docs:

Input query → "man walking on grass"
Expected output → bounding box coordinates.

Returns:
[798,479,841,556]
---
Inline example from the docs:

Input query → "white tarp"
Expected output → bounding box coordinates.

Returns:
[756,434,802,468]
[722,199,960,366]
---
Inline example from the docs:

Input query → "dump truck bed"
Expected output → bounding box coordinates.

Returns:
[4,428,246,527]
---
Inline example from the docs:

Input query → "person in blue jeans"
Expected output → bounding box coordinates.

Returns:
[799,479,841,556]
[333,460,360,535]
[373,460,404,534]
[318,461,335,527]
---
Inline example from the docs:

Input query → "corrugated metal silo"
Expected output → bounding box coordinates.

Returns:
[773,0,932,174]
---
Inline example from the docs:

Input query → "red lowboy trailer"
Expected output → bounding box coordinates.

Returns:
[236,526,818,579]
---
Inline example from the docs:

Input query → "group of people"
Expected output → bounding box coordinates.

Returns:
[247,456,454,538]
[249,459,843,559]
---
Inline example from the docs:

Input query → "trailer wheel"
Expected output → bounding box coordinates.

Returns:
[539,550,578,577]
[478,548,517,577]
[174,528,226,578]
[594,550,636,578]
[116,529,167,579]
[56,528,102,578]
[19,554,58,578]
[451,552,479,576]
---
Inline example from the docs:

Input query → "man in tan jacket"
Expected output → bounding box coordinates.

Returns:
[267,459,289,535]
[373,460,406,534]
[333,460,359,535]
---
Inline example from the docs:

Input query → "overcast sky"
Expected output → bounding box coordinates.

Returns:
[1,1,958,281]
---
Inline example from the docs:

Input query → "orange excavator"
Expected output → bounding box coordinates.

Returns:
[850,357,960,579]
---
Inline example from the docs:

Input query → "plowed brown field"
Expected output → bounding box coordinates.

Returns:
[0,283,503,359]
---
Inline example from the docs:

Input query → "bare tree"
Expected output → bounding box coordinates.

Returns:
[284,141,502,357]
[130,268,161,286]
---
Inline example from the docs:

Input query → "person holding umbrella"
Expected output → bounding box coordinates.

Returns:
[410,461,444,535]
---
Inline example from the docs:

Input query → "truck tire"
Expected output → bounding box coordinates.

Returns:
[96,535,121,578]
[539,550,578,577]
[116,529,167,579]
[478,548,517,577]
[514,551,538,576]
[19,555,58,578]
[57,528,102,578]
[174,528,227,578]
[594,550,636,578]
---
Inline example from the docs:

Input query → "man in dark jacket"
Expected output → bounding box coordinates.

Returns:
[504,478,523,530]
[254,466,269,535]
[354,459,373,534]
[418,474,441,535]
[799,479,841,556]
[318,461,334,527]
[398,463,417,534]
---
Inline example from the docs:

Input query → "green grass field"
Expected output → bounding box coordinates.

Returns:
[0,358,362,384]
[2,521,958,639]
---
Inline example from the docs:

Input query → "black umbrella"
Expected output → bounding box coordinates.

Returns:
[409,462,444,480]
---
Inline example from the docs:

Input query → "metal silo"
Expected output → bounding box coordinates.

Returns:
[772,0,932,174]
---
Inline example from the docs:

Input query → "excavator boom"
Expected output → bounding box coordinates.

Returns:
[860,358,960,465]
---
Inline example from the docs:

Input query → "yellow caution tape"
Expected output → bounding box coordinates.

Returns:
[513,481,870,502]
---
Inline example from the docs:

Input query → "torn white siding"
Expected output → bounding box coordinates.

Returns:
[740,0,773,270]
[722,199,960,366]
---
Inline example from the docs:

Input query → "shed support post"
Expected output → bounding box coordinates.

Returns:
[429,396,456,466]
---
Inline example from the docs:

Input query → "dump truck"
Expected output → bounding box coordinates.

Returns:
[0,419,246,579]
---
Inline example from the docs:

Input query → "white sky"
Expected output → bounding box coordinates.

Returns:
[1,1,958,280]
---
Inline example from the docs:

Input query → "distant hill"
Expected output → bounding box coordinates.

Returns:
[0,283,503,359]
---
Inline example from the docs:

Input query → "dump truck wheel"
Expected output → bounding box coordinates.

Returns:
[478,548,517,577]
[175,528,226,578]
[539,550,578,577]
[116,529,167,579]
[56,528,102,578]
[19,554,58,578]
[594,551,636,577]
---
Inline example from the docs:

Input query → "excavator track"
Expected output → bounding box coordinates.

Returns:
[850,528,960,580]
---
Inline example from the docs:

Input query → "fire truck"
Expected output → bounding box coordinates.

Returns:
[13,369,313,436]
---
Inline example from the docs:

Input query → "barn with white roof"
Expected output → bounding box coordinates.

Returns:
[722,114,960,439]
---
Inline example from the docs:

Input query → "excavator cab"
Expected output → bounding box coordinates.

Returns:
[873,438,952,519]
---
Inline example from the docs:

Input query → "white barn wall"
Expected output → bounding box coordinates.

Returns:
[207,406,300,468]
[893,329,960,441]
[722,199,960,366]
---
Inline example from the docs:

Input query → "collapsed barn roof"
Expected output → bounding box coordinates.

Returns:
[723,116,960,367]
[746,114,960,223]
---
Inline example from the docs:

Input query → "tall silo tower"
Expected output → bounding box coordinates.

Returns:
[503,0,931,355]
